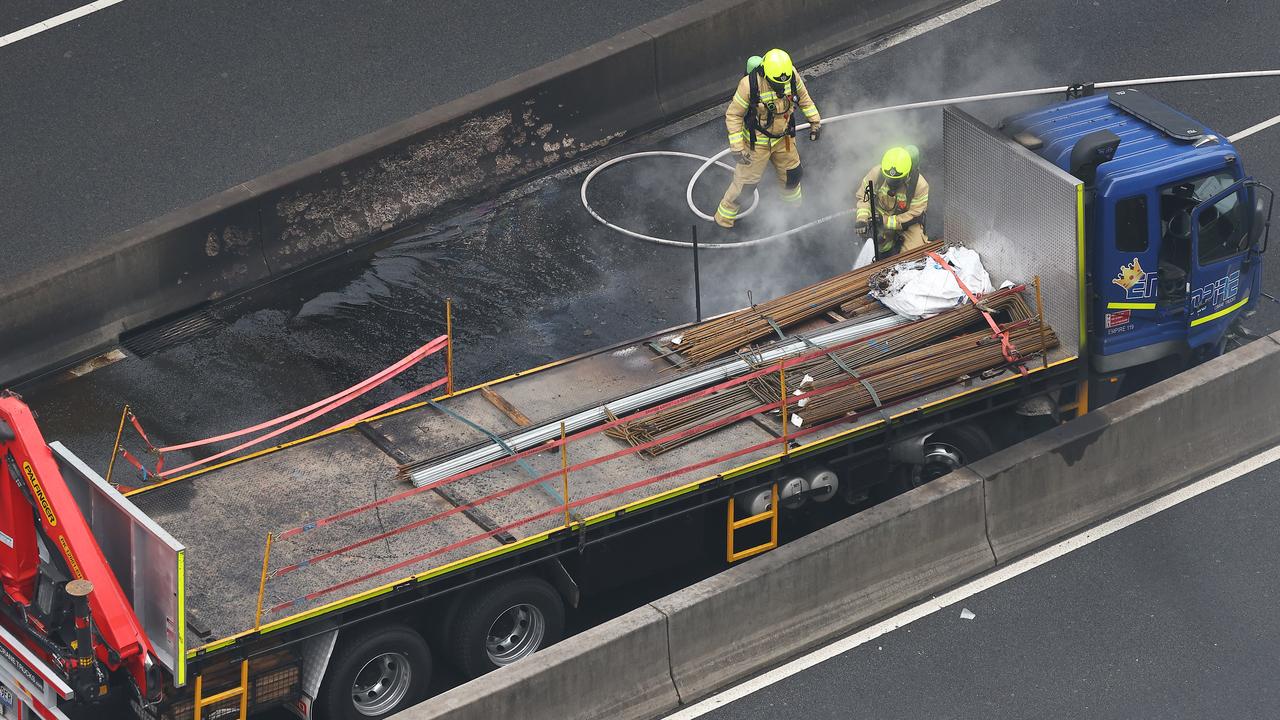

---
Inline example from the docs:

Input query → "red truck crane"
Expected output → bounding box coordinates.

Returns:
[0,394,160,718]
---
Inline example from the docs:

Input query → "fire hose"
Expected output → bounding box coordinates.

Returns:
[579,70,1280,249]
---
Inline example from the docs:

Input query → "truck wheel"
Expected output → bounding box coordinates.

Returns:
[896,425,994,491]
[449,576,565,679]
[317,625,431,720]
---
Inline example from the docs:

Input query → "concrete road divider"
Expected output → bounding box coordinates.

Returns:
[398,605,678,720]
[2,0,961,384]
[976,333,1280,563]
[653,470,993,701]
[0,189,268,385]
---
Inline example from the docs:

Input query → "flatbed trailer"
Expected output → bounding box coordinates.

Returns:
[109,106,1089,720]
[2,94,1267,720]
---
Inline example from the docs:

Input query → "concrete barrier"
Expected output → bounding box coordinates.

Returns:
[397,605,678,720]
[2,0,962,384]
[654,470,993,701]
[0,187,268,384]
[976,333,1280,563]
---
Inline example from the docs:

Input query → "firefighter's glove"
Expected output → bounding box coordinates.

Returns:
[736,148,754,165]
[809,123,822,142]
[854,220,870,238]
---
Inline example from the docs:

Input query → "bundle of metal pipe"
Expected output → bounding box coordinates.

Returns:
[837,294,880,318]
[605,386,759,456]
[668,241,944,365]
[611,288,1032,456]
[789,321,1059,428]
[754,287,1033,402]
[408,313,910,487]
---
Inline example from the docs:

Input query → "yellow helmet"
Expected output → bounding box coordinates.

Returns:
[761,48,794,85]
[881,147,913,180]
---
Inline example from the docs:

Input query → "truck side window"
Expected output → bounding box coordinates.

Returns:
[1115,196,1148,252]
[1197,183,1249,264]
[1161,172,1249,267]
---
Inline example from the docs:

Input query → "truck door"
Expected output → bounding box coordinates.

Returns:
[1184,173,1255,352]
[1097,190,1162,354]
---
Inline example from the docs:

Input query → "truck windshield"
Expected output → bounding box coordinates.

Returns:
[1160,172,1249,266]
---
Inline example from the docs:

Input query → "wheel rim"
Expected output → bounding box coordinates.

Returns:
[486,603,546,666]
[910,442,966,487]
[351,652,412,717]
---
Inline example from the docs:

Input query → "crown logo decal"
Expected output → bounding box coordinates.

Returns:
[1112,258,1146,292]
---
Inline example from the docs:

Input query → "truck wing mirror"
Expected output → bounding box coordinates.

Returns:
[1248,181,1275,254]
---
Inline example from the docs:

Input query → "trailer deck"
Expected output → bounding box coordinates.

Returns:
[127,308,1075,646]
[122,105,1088,662]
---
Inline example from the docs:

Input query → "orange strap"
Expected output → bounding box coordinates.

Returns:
[927,252,1026,373]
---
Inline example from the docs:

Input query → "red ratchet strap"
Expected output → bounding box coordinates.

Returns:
[128,412,156,451]
[926,252,1026,375]
[154,335,448,454]
[118,448,155,483]
[275,318,925,538]
[267,410,863,615]
[323,376,449,433]
[155,336,449,478]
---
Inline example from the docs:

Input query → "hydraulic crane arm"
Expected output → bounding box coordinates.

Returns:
[0,393,156,704]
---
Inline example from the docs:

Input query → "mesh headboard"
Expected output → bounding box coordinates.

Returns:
[943,106,1084,358]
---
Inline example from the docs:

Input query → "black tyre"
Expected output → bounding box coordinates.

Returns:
[317,625,431,720]
[448,576,565,679]
[894,424,994,492]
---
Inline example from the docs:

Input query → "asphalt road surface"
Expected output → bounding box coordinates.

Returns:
[691,449,1280,720]
[10,0,1280,716]
[0,0,698,278]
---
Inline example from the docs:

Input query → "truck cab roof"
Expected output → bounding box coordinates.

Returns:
[1001,90,1240,192]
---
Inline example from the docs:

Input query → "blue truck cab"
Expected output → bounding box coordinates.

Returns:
[1000,89,1272,377]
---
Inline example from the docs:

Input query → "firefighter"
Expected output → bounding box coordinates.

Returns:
[855,146,929,258]
[715,48,822,228]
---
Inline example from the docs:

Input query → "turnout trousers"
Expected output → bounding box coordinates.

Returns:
[715,139,802,228]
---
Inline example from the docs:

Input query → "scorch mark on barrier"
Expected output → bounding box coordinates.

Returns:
[665,442,1280,719]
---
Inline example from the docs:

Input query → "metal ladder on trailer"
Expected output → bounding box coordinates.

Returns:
[192,659,250,719]
[726,484,779,562]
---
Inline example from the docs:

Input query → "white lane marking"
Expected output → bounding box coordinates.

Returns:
[666,442,1280,718]
[0,0,129,49]
[808,0,1007,75]
[1230,113,1280,143]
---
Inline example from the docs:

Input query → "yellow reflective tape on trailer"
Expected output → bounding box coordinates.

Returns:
[411,534,551,583]
[1076,184,1087,354]
[1190,294,1250,326]
[176,549,187,684]
[619,480,704,514]
[1106,302,1157,310]
[191,636,238,657]
[259,586,398,637]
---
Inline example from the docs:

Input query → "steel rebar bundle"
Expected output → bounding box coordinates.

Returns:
[612,287,1036,456]
[789,322,1059,428]
[754,288,1034,400]
[667,241,944,366]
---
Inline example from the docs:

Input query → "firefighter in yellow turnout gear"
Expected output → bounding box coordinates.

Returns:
[715,48,822,228]
[855,146,929,257]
